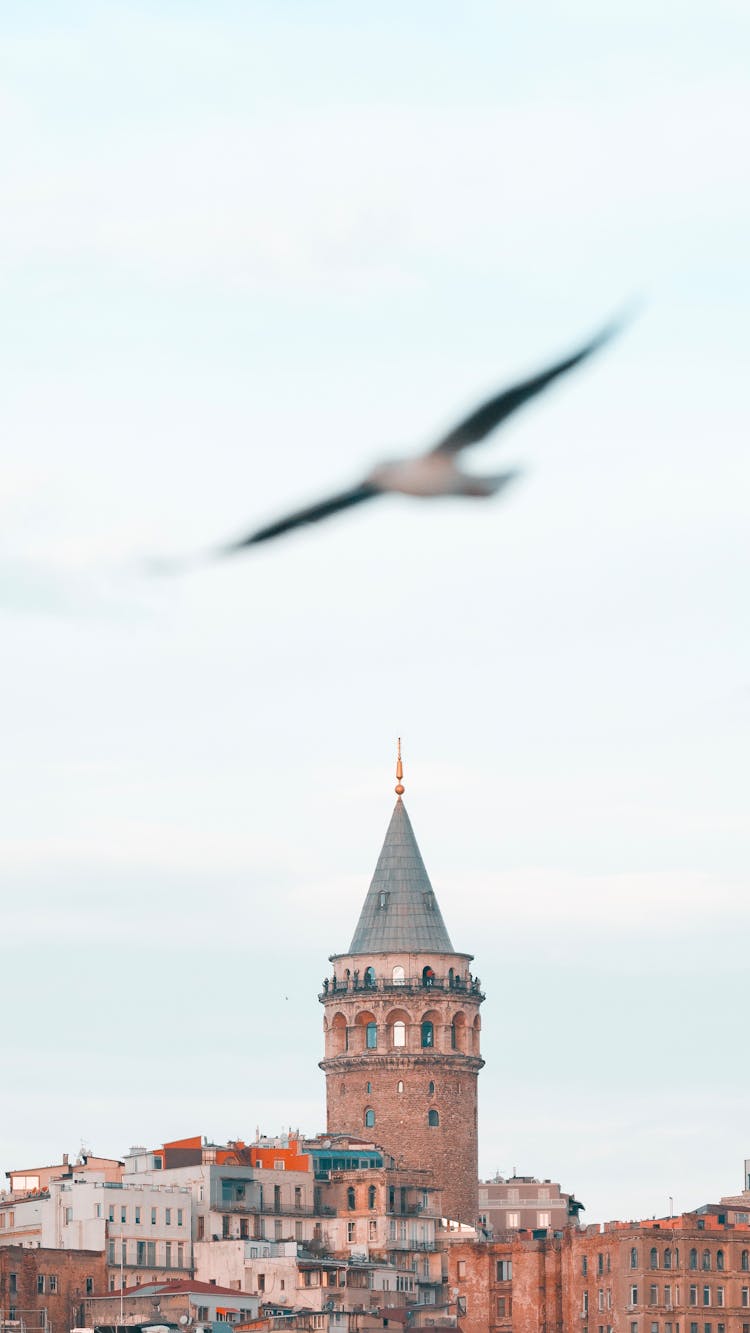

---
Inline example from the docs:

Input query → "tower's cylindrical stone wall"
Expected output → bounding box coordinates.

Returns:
[320,949,484,1225]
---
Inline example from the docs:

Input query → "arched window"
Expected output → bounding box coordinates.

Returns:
[663,1248,672,1269]
[392,965,405,986]
[428,1109,439,1127]
[716,1249,724,1271]
[650,1247,658,1270]
[331,1013,348,1055]
[742,1250,749,1272]
[397,1081,404,1094]
[428,1080,435,1095]
[347,1187,356,1209]
[366,1022,377,1050]
[364,966,376,988]
[422,965,435,987]
[368,1185,376,1209]
[630,1247,638,1270]
[365,1081,371,1094]
[702,1249,711,1271]
[689,1248,697,1270]
[393,1021,406,1048]
[364,1108,375,1128]
[421,1021,434,1048]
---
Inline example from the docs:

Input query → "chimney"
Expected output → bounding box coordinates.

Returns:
[63,1153,69,1167]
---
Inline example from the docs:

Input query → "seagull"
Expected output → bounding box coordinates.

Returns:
[156,316,623,567]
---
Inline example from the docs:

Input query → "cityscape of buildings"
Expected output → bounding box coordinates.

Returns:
[2,774,747,1333]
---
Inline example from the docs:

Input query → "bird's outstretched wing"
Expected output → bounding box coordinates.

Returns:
[430,318,622,456]
[220,481,381,552]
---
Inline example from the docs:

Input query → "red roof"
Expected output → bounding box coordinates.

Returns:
[120,1280,250,1298]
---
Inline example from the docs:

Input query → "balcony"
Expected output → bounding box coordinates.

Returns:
[320,976,484,1001]
[214,1202,336,1217]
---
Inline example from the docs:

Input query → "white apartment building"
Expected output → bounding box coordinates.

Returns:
[0,1169,192,1287]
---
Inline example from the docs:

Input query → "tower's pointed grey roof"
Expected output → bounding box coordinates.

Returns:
[348,798,454,954]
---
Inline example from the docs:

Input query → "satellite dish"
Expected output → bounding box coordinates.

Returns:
[179,1318,190,1326]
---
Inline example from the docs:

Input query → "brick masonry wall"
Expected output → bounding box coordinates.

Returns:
[320,957,484,1227]
[0,1245,107,1333]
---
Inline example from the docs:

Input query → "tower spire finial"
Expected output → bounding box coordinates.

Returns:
[395,737,405,796]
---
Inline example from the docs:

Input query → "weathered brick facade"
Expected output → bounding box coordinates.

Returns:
[447,1210,750,1333]
[0,1244,107,1333]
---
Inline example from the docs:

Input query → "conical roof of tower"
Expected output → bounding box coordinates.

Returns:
[348,797,454,954]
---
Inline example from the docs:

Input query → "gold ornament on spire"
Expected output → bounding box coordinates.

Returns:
[395,737,405,796]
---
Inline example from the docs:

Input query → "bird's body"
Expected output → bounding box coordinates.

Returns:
[155,315,625,566]
[367,453,512,498]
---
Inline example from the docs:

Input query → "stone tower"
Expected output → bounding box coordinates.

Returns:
[319,746,485,1225]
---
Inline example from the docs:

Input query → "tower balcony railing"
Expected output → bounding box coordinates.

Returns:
[320,976,484,1001]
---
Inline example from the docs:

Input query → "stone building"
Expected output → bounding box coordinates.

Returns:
[0,1243,107,1333]
[319,748,484,1227]
[446,1204,750,1333]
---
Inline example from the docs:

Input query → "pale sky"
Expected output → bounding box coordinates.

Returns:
[1,1,749,1226]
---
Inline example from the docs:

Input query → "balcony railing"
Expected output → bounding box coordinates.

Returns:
[214,1203,336,1217]
[320,976,484,1000]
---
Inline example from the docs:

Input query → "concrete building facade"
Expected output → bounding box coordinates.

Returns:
[319,753,484,1228]
[478,1174,583,1236]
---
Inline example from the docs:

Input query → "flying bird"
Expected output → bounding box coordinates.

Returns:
[157,316,623,567]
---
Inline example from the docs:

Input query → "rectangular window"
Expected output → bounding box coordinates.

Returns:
[347,1222,355,1242]
[65,1207,73,1223]
[121,1241,127,1266]
[197,1215,205,1240]
[497,1297,506,1316]
[147,1241,155,1266]
[165,1242,172,1268]
[537,1211,551,1227]
[49,1276,57,1293]
[95,1204,102,1218]
[743,1289,750,1308]
[177,1209,183,1226]
[650,1286,658,1305]
[703,1287,710,1307]
[165,1208,171,1225]
[690,1287,698,1306]
[86,1277,94,1295]
[137,1241,146,1266]
[109,1205,115,1222]
[108,1242,115,1264]
[37,1276,46,1294]
[151,1207,157,1224]
[631,1324,638,1333]
[496,1260,512,1281]
[121,1207,127,1224]
[717,1289,724,1307]
[583,1257,588,1276]
[457,1261,466,1279]
[631,1286,638,1304]
[177,1244,184,1268]
[506,1211,520,1228]
[135,1206,141,1224]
